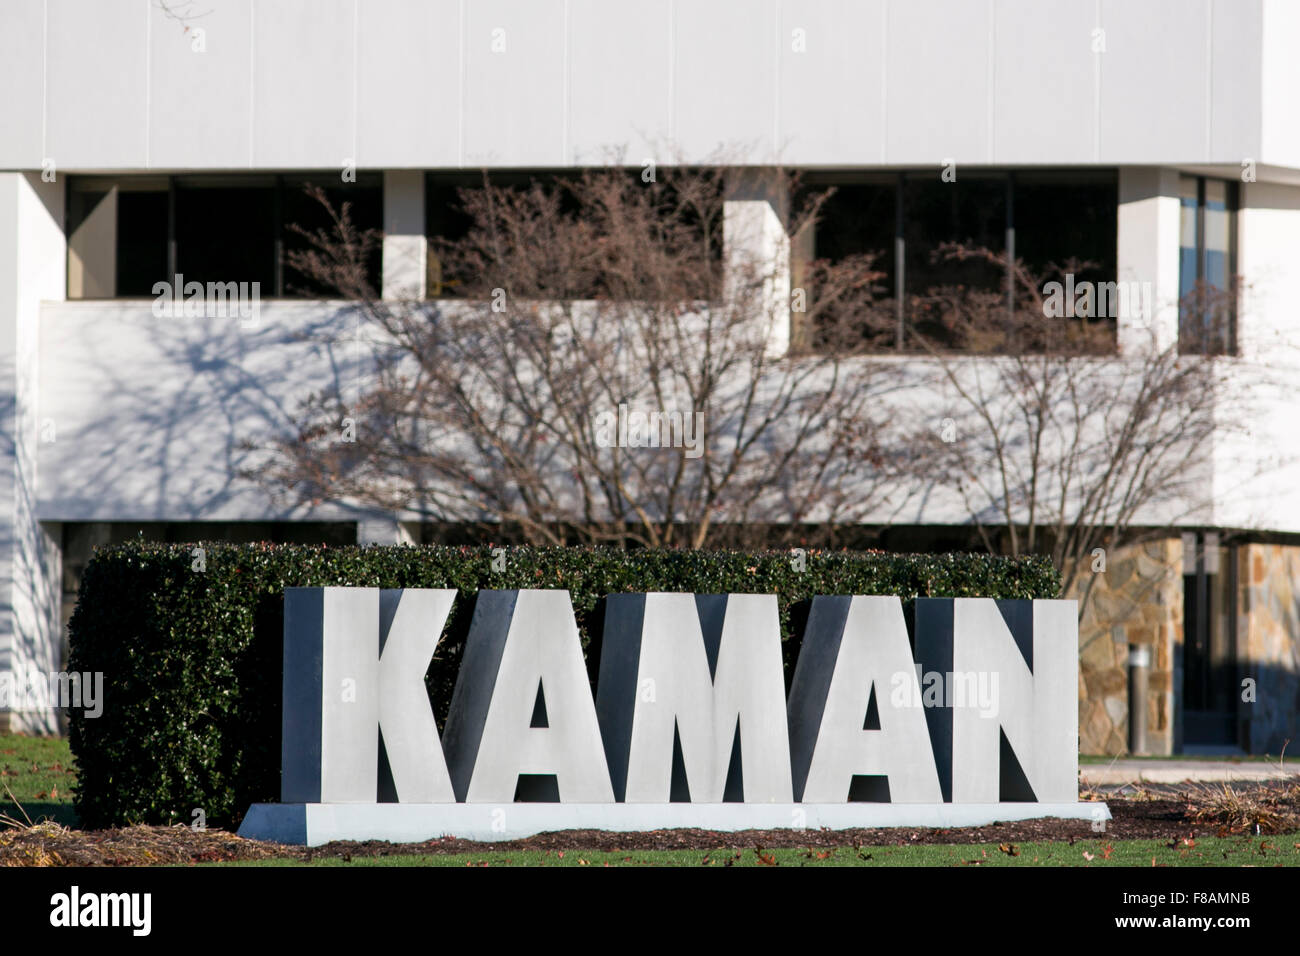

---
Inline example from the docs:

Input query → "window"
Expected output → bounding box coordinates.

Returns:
[174,176,277,291]
[1178,176,1238,355]
[279,176,383,297]
[1013,171,1116,289]
[115,184,170,296]
[424,169,725,302]
[425,172,484,298]
[795,169,1119,352]
[67,174,382,299]
[902,172,1007,347]
[68,177,170,299]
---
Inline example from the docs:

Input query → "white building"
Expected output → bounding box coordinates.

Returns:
[2,0,1298,752]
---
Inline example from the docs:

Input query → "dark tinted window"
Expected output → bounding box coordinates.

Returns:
[175,184,276,290]
[425,169,724,301]
[800,169,1119,352]
[1014,171,1117,285]
[281,178,383,297]
[903,174,1006,297]
[803,178,896,287]
[116,190,169,296]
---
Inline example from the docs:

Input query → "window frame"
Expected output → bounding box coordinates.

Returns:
[65,172,383,301]
[794,167,1120,353]
[1177,174,1239,357]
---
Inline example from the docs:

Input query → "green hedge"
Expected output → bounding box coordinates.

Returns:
[67,542,1061,828]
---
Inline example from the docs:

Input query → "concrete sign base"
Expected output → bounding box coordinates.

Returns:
[238,802,1112,847]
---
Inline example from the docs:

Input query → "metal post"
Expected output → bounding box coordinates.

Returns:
[1128,644,1149,755]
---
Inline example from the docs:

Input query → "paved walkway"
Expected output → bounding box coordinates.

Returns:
[1080,759,1299,786]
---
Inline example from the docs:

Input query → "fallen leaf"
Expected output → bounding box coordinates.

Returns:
[1103,844,1114,860]
[998,843,1018,857]
[1082,851,1095,861]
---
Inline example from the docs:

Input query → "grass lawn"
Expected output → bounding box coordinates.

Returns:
[213,836,1300,867]
[0,734,78,828]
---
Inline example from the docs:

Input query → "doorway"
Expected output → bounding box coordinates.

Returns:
[1179,532,1240,751]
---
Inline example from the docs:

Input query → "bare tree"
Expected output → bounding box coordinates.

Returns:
[252,164,908,549]
[912,244,1253,620]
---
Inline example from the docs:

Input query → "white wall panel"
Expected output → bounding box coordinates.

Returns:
[250,0,355,169]
[778,0,885,166]
[149,0,254,169]
[883,0,991,166]
[673,0,778,163]
[1260,0,1300,171]
[461,0,566,167]
[992,0,1099,164]
[0,0,1291,172]
[1209,0,1262,165]
[568,0,672,166]
[1098,0,1208,165]
[356,0,460,169]
[0,1,46,170]
[45,0,149,169]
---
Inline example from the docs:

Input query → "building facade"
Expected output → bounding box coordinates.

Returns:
[1,0,1299,751]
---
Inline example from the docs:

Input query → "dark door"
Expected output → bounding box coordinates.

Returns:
[1181,533,1239,748]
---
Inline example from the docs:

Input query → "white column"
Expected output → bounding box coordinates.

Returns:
[1116,167,1182,355]
[357,517,414,546]
[724,169,791,358]
[1236,180,1300,362]
[381,170,427,300]
[0,173,66,733]
[1213,179,1300,531]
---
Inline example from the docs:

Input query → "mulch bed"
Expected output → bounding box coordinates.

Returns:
[2,782,1296,866]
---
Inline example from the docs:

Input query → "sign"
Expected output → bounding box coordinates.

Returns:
[240,588,1108,844]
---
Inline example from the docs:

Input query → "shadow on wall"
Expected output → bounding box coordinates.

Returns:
[0,354,63,735]
[38,301,367,521]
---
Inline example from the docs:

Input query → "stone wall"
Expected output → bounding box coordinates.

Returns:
[1238,544,1300,753]
[1071,538,1182,756]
